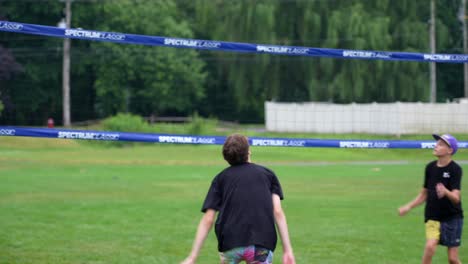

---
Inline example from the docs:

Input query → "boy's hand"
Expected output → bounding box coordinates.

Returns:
[398,205,410,216]
[436,183,448,199]
[283,251,296,264]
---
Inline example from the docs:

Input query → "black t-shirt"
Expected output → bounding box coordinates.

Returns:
[201,162,284,252]
[424,160,463,222]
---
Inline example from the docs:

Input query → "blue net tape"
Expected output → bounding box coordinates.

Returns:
[1,126,467,149]
[1,21,467,63]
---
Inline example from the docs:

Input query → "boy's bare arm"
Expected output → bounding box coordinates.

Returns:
[272,194,295,264]
[181,209,216,264]
[398,188,427,216]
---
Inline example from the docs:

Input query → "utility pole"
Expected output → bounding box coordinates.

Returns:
[61,0,72,127]
[461,0,468,98]
[430,0,437,103]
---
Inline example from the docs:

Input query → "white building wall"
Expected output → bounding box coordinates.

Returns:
[265,101,468,135]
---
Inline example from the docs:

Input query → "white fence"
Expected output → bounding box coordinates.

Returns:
[265,101,468,135]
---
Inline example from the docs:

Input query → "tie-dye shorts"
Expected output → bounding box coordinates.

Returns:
[219,245,273,264]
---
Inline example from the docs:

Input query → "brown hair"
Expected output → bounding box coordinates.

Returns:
[222,134,250,165]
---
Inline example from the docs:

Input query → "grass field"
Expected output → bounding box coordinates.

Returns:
[1,136,467,263]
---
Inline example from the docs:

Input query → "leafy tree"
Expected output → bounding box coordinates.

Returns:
[0,2,63,124]
[87,0,206,118]
[1,0,205,124]
[0,0,464,124]
[0,45,23,116]
[434,0,464,101]
[190,0,279,122]
[187,0,463,122]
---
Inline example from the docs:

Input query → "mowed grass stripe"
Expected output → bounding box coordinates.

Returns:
[0,137,467,263]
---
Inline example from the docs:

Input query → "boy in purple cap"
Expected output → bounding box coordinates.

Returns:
[399,134,463,264]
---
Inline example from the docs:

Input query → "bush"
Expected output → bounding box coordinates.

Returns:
[102,113,151,133]
[81,113,219,148]
[187,112,218,135]
[101,113,151,147]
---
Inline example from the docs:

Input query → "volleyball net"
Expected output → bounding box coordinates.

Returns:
[1,20,468,148]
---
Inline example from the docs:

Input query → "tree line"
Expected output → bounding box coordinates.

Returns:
[0,0,465,125]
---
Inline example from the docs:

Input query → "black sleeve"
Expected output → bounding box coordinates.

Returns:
[423,163,430,188]
[201,174,222,212]
[450,163,462,190]
[269,169,284,200]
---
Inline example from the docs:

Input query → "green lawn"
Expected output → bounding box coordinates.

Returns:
[0,137,467,263]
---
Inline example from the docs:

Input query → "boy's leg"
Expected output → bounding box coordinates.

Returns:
[422,239,438,264]
[423,220,441,264]
[447,247,461,264]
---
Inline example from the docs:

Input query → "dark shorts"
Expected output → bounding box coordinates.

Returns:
[440,218,463,247]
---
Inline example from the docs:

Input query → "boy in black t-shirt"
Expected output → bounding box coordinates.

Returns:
[399,134,463,264]
[181,134,295,264]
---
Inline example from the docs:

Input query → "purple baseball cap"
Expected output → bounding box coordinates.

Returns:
[432,134,458,155]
